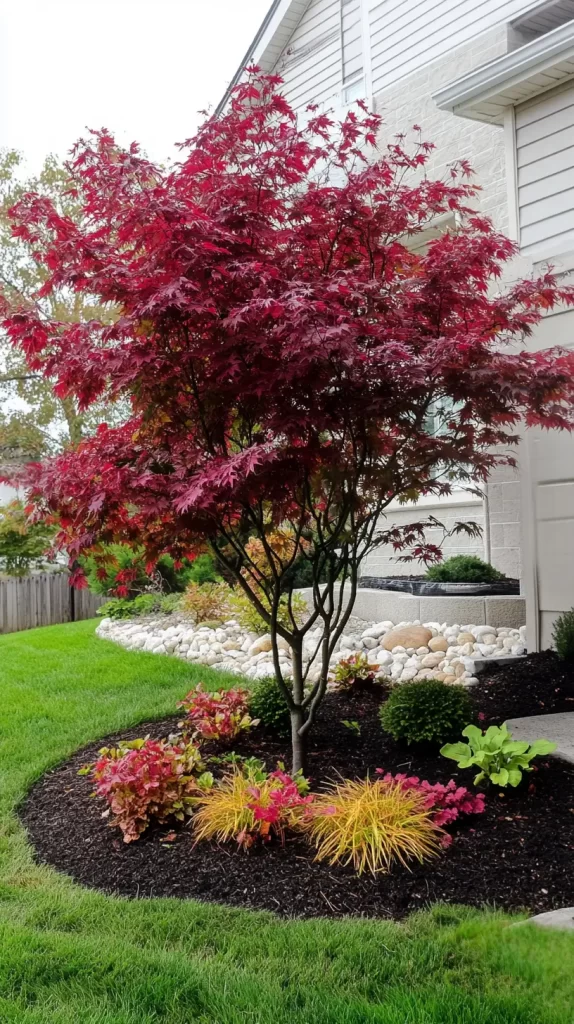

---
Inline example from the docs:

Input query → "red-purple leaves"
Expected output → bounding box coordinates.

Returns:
[177,684,257,742]
[3,68,574,606]
[91,737,205,843]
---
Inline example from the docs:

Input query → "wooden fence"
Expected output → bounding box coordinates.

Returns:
[0,572,104,634]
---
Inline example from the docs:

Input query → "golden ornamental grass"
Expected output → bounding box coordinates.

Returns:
[192,772,256,845]
[301,777,444,876]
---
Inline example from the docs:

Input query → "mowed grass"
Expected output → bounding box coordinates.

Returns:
[0,621,574,1023]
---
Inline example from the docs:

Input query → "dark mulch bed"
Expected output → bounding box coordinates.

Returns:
[474,650,574,724]
[20,671,574,920]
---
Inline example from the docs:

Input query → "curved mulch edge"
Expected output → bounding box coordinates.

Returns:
[19,683,574,920]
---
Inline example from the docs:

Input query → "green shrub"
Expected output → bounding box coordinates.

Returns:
[99,592,181,620]
[187,553,222,586]
[229,589,307,633]
[180,581,232,624]
[159,593,182,615]
[380,680,474,746]
[425,555,506,584]
[98,597,135,619]
[552,608,574,662]
[441,723,556,787]
[248,676,291,736]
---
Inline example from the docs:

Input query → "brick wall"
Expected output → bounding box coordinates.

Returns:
[362,26,523,583]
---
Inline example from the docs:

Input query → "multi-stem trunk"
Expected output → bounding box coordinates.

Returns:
[289,638,306,775]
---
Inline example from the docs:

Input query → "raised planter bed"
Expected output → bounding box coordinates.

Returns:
[359,575,520,597]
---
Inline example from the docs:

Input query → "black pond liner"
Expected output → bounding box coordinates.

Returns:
[358,576,520,597]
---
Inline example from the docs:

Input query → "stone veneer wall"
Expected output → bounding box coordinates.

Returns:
[361,25,522,583]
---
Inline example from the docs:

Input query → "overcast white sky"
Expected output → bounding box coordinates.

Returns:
[0,0,271,176]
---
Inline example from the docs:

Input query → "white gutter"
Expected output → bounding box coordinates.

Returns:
[434,18,574,122]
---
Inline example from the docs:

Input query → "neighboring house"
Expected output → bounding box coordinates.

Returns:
[219,0,574,647]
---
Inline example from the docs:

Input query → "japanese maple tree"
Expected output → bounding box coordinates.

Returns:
[4,70,574,771]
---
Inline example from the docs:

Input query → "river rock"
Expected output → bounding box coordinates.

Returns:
[420,652,444,669]
[428,635,449,653]
[382,626,432,651]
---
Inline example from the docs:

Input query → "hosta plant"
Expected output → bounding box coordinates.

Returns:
[376,771,485,841]
[332,652,379,690]
[302,777,444,875]
[90,737,208,843]
[193,763,312,849]
[177,684,258,742]
[441,723,556,787]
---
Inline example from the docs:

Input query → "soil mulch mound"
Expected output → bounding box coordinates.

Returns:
[473,650,574,724]
[20,676,574,920]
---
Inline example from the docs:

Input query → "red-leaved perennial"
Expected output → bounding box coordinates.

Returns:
[177,684,257,742]
[92,737,204,843]
[376,771,485,844]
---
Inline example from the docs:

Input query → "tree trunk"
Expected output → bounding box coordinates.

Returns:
[290,641,306,774]
[290,705,306,775]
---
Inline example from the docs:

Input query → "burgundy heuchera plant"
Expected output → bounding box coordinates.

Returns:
[4,69,574,771]
[177,684,257,742]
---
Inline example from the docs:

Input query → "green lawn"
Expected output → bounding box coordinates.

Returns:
[1,620,574,1023]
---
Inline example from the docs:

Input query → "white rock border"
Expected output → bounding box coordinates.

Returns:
[96,615,527,687]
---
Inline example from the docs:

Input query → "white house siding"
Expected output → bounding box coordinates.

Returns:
[516,305,574,648]
[368,0,540,94]
[516,80,574,257]
[275,0,343,110]
[362,27,524,580]
[269,6,531,581]
[0,483,19,504]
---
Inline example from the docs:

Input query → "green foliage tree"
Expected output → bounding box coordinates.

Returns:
[0,500,55,576]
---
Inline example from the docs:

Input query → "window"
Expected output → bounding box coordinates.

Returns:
[341,0,364,105]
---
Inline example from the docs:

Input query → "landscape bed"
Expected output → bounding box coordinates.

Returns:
[21,652,574,920]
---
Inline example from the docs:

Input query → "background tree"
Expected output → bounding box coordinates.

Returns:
[0,500,55,576]
[4,71,574,771]
[0,151,125,456]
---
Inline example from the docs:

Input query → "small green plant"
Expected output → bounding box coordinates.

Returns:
[552,608,574,662]
[441,723,556,787]
[98,597,137,619]
[158,593,181,615]
[342,719,361,737]
[248,676,291,736]
[99,592,182,620]
[425,555,506,584]
[179,581,231,624]
[380,680,473,746]
[333,652,378,690]
[229,589,307,633]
